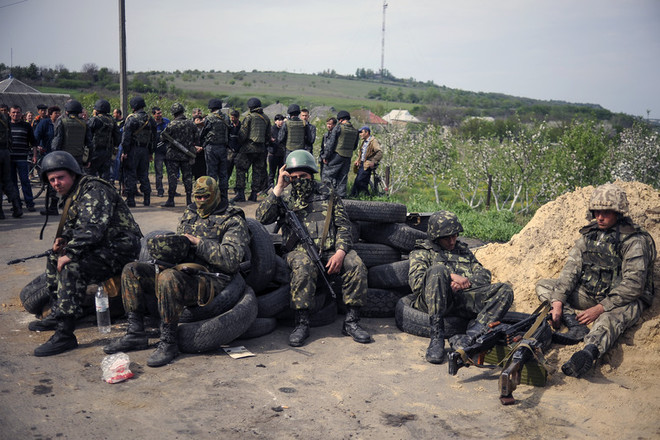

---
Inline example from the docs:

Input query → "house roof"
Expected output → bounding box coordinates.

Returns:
[352,109,388,125]
[382,109,421,123]
[0,77,70,113]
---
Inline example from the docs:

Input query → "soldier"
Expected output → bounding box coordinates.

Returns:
[160,103,198,208]
[300,108,316,154]
[408,211,514,364]
[121,96,156,207]
[256,150,371,347]
[52,100,93,168]
[277,104,308,158]
[87,99,120,181]
[104,176,249,367]
[536,183,656,377]
[200,98,230,206]
[152,107,170,197]
[349,126,383,197]
[320,110,358,198]
[234,97,271,202]
[32,151,142,356]
[227,109,241,183]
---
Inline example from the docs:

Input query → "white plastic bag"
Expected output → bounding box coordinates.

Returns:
[101,352,134,384]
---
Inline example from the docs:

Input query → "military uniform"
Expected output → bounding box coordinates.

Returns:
[162,114,198,205]
[200,110,230,202]
[122,109,157,206]
[235,107,271,200]
[278,117,307,156]
[87,113,120,181]
[321,120,358,197]
[52,114,93,167]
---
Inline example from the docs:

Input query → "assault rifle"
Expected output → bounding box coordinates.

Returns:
[148,259,252,283]
[7,250,52,265]
[159,132,197,164]
[448,302,551,377]
[278,197,336,299]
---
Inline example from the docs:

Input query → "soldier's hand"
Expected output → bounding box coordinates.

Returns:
[326,249,346,275]
[273,165,289,197]
[52,238,66,253]
[577,304,604,325]
[550,301,563,329]
[450,273,471,292]
[183,233,201,246]
[56,254,71,272]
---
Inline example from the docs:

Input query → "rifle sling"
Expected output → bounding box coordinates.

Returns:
[162,262,216,307]
[319,194,334,257]
[55,195,74,239]
[499,302,551,367]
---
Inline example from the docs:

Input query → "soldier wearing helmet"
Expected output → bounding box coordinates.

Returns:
[200,98,230,206]
[256,150,372,347]
[276,104,309,158]
[52,100,93,168]
[536,183,656,378]
[408,210,514,364]
[320,110,358,197]
[87,99,120,181]
[152,106,171,198]
[30,151,142,357]
[234,97,271,202]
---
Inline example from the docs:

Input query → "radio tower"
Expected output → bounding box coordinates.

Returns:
[380,1,388,80]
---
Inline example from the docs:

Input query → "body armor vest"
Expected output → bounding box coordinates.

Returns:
[285,119,305,151]
[204,112,228,145]
[247,112,267,144]
[61,116,87,158]
[130,112,152,147]
[580,229,623,299]
[336,123,358,158]
[92,114,115,150]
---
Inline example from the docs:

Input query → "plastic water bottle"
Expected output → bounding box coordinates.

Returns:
[95,285,111,334]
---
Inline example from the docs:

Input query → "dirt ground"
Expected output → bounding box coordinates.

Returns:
[1,183,659,440]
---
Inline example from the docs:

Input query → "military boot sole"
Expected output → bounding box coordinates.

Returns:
[34,337,78,357]
[28,316,58,332]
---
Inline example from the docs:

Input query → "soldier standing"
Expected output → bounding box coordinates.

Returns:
[121,96,156,207]
[87,99,120,181]
[160,103,198,208]
[227,109,241,184]
[200,98,230,207]
[277,104,308,158]
[0,108,22,219]
[152,107,170,197]
[104,176,249,367]
[233,98,270,202]
[52,100,92,168]
[32,151,142,356]
[408,211,514,364]
[536,183,656,377]
[256,150,371,347]
[320,110,358,198]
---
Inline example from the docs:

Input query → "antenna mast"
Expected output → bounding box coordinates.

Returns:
[380,1,388,79]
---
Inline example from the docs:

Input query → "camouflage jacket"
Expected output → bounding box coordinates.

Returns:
[59,175,143,262]
[177,205,249,275]
[255,181,353,254]
[162,115,198,161]
[551,219,656,310]
[408,239,492,296]
[238,109,271,154]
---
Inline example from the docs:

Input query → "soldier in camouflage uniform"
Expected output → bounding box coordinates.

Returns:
[121,96,157,207]
[277,104,309,158]
[160,103,199,208]
[200,98,230,208]
[32,151,142,357]
[408,211,514,364]
[233,97,271,203]
[52,100,93,168]
[536,183,656,377]
[87,99,120,181]
[104,176,249,367]
[320,110,358,198]
[256,150,371,347]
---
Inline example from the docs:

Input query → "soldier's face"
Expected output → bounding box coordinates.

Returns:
[47,170,75,195]
[289,171,312,181]
[437,234,458,251]
[594,210,618,230]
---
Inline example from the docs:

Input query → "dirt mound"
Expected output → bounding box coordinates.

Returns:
[474,180,660,371]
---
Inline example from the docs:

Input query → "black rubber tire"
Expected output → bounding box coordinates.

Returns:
[352,242,401,268]
[20,272,50,315]
[367,260,411,289]
[178,274,246,323]
[139,229,175,262]
[177,286,258,353]
[343,199,408,223]
[244,218,277,294]
[256,283,291,318]
[395,294,467,338]
[238,317,278,340]
[361,288,408,318]
[358,221,427,253]
[272,255,290,285]
[350,221,361,243]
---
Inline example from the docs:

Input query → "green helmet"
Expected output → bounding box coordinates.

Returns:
[589,183,628,215]
[171,102,185,116]
[427,210,463,240]
[285,150,318,174]
[40,151,82,183]
[147,235,191,264]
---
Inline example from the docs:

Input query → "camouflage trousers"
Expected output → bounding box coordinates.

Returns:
[286,249,366,310]
[165,159,193,198]
[321,154,351,198]
[120,262,230,324]
[124,146,151,198]
[234,151,267,193]
[412,264,513,324]
[46,248,134,319]
[536,279,644,356]
[153,151,166,195]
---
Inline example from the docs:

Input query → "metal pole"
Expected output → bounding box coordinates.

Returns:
[380,1,388,79]
[118,0,128,117]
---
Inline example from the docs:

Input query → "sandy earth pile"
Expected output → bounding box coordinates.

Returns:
[474,180,660,375]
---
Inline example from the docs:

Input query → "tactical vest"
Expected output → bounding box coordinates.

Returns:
[92,114,115,150]
[129,112,152,147]
[247,112,268,144]
[285,119,305,151]
[204,112,228,145]
[61,115,87,158]
[335,123,358,158]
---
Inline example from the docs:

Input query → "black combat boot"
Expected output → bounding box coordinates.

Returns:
[185,192,192,206]
[562,313,589,340]
[147,323,179,367]
[11,198,23,218]
[231,189,245,203]
[449,321,488,351]
[161,196,175,208]
[143,192,150,206]
[342,306,371,343]
[34,317,78,357]
[562,343,599,378]
[289,309,311,347]
[426,314,446,364]
[125,195,136,208]
[247,191,258,202]
[103,312,149,354]
[0,205,4,220]
[28,312,58,332]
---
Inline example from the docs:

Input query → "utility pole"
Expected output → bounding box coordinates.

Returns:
[380,1,388,80]
[118,0,128,118]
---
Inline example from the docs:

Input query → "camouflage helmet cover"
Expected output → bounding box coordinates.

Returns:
[147,234,191,264]
[427,210,464,240]
[171,102,185,115]
[589,183,629,215]
[285,149,318,174]
[40,151,82,183]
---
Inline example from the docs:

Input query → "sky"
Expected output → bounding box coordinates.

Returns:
[1,0,659,117]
